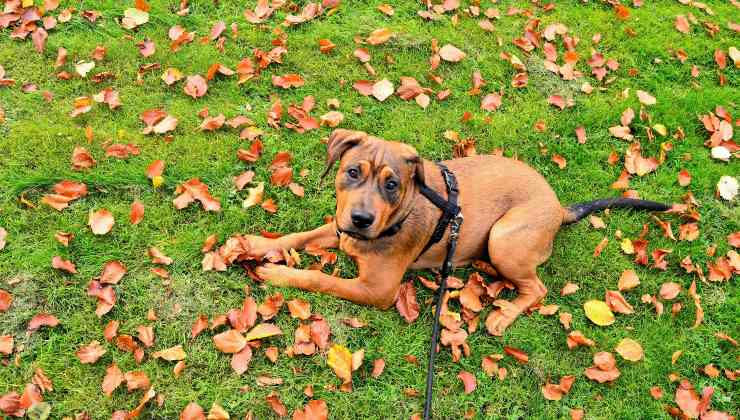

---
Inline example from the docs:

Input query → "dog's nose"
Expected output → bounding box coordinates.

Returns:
[351,210,375,229]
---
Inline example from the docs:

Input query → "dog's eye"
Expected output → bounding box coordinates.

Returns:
[385,180,398,191]
[347,168,359,179]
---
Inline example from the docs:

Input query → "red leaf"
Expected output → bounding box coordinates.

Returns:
[548,95,566,110]
[675,379,701,418]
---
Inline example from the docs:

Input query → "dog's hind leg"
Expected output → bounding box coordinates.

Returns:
[484,205,560,336]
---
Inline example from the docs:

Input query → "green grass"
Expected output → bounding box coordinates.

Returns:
[1,0,738,418]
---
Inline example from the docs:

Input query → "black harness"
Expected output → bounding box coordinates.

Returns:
[336,163,463,420]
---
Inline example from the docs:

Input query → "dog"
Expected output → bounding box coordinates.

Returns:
[248,129,669,335]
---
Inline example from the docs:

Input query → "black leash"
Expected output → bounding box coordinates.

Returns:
[418,164,463,420]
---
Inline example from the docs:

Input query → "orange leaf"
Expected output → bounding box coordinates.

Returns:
[102,363,123,397]
[458,371,477,394]
[130,200,144,225]
[213,329,246,353]
[88,209,114,235]
[287,299,311,320]
[504,346,528,363]
[76,341,107,364]
[395,281,419,323]
[52,256,77,273]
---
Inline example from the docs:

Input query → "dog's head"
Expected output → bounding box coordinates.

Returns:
[322,129,424,240]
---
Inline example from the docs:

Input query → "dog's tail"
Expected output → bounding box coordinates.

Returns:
[562,198,671,224]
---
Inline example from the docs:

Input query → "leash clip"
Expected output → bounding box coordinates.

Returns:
[449,212,464,240]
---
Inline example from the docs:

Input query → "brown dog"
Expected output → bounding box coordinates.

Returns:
[249,129,669,335]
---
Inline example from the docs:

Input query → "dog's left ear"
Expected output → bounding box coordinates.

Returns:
[320,129,368,182]
[402,145,425,185]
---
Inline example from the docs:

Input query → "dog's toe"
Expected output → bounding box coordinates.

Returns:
[485,310,516,336]
[256,263,291,287]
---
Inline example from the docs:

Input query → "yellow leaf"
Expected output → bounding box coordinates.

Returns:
[327,344,353,384]
[653,124,667,136]
[615,338,643,361]
[245,323,282,341]
[152,345,186,361]
[152,175,164,188]
[584,300,615,326]
[621,238,634,254]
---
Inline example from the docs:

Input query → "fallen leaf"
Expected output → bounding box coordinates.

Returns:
[213,329,246,353]
[458,371,476,394]
[88,209,114,235]
[287,299,311,320]
[180,402,205,420]
[561,282,579,296]
[245,323,283,341]
[618,270,640,291]
[130,201,144,225]
[439,44,466,62]
[395,281,419,323]
[658,282,681,300]
[184,75,208,98]
[293,400,328,420]
[52,256,76,274]
[636,90,656,105]
[615,338,643,361]
[503,346,528,363]
[102,363,124,397]
[372,79,394,101]
[327,344,353,384]
[76,341,106,364]
[371,359,385,378]
[584,300,615,326]
[28,313,60,331]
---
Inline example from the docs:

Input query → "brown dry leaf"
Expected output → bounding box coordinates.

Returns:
[293,400,328,420]
[184,75,208,98]
[567,330,595,349]
[213,329,246,353]
[584,352,621,383]
[272,74,305,88]
[266,392,288,417]
[366,28,393,45]
[589,215,606,229]
[148,247,173,265]
[180,402,205,420]
[675,379,701,418]
[636,90,656,106]
[559,312,573,329]
[372,79,394,101]
[257,293,284,320]
[618,270,640,291]
[102,363,124,397]
[137,325,155,348]
[245,323,283,341]
[458,371,477,394]
[675,15,690,33]
[439,44,466,62]
[76,341,106,364]
[658,282,681,300]
[395,281,419,323]
[615,338,644,361]
[28,313,60,331]
[371,359,385,378]
[561,282,579,296]
[650,386,664,400]
[231,345,253,375]
[88,209,114,235]
[152,345,186,361]
[605,290,634,314]
[287,299,311,320]
[539,304,559,316]
[503,346,528,363]
[52,256,77,274]
[688,280,704,329]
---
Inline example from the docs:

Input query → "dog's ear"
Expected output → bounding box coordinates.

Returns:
[401,145,425,185]
[320,129,368,182]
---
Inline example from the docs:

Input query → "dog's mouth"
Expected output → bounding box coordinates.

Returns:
[337,226,376,240]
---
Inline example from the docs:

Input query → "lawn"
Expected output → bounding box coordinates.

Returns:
[0,0,738,418]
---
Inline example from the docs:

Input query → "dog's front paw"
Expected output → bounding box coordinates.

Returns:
[255,263,293,287]
[485,310,516,337]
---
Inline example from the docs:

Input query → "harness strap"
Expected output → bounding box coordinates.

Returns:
[418,163,461,257]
